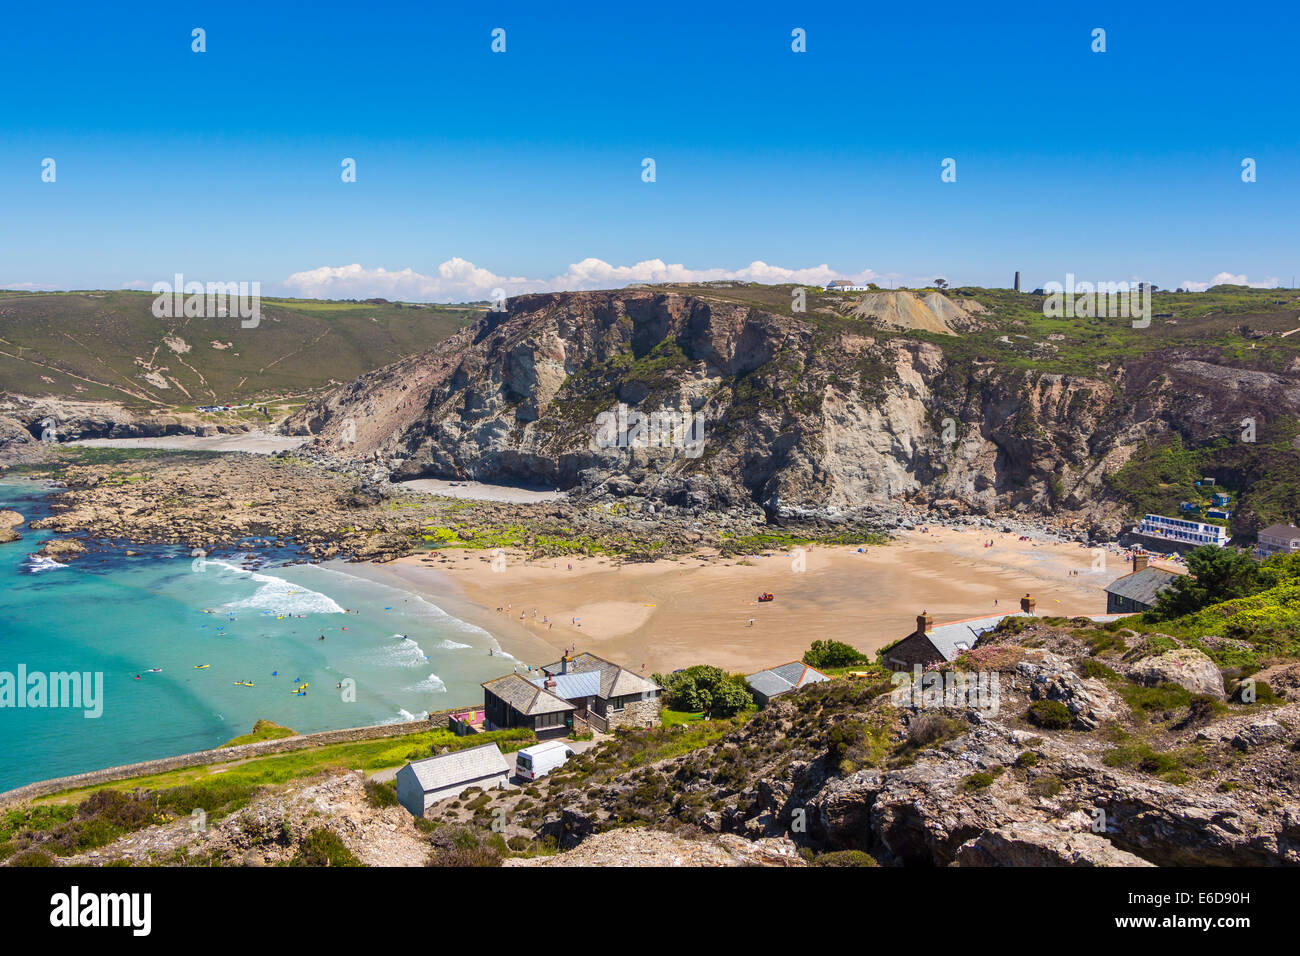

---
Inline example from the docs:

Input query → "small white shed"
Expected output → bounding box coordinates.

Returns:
[395,742,511,818]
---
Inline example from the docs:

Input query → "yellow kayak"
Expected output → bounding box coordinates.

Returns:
[194,664,210,669]
[234,681,255,687]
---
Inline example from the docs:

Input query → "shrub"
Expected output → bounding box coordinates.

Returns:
[827,719,865,762]
[1078,658,1119,681]
[1182,694,1227,727]
[803,640,870,669]
[290,828,362,867]
[363,779,398,809]
[1015,751,1038,768]
[650,665,753,717]
[811,849,878,866]
[908,713,961,748]
[7,849,54,867]
[963,771,995,791]
[1027,699,1072,729]
[1029,775,1063,797]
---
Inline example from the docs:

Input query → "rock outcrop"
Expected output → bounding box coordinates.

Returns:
[1129,648,1226,700]
[285,288,1300,533]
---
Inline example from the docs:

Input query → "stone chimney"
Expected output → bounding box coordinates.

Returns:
[544,672,556,690]
[1133,553,1149,572]
[916,611,933,634]
[1020,593,1036,615]
[561,653,570,675]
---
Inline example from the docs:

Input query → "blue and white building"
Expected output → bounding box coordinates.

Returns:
[1136,514,1228,548]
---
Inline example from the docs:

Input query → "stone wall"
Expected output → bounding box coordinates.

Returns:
[606,696,662,730]
[0,709,463,807]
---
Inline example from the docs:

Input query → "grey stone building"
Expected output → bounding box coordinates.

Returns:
[745,661,830,707]
[395,742,511,817]
[1104,556,1180,614]
[534,652,663,732]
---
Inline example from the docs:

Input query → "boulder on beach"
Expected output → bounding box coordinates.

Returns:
[0,510,24,529]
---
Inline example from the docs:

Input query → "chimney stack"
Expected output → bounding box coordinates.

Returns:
[1133,553,1149,572]
[916,611,933,634]
[1020,593,1036,615]
[1014,271,1021,292]
[561,653,570,675]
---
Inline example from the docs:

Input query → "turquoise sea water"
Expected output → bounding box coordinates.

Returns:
[0,479,518,792]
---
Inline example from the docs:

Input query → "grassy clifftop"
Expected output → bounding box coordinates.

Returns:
[0,290,481,407]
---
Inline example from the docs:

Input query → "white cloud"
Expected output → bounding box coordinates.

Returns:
[1180,272,1278,292]
[0,281,61,291]
[281,257,885,303]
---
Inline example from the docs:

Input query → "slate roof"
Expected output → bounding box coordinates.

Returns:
[746,670,797,698]
[1104,566,1180,607]
[924,613,1028,662]
[1259,523,1300,541]
[746,661,830,698]
[482,673,575,716]
[527,671,601,701]
[538,653,661,699]
[403,743,510,793]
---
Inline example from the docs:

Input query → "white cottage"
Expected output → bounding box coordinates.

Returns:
[395,742,511,817]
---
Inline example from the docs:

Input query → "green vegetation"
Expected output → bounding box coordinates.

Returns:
[0,290,480,406]
[545,716,753,792]
[5,446,222,477]
[1148,546,1273,620]
[802,639,871,669]
[363,779,399,809]
[652,665,753,718]
[289,828,362,867]
[1106,423,1300,532]
[221,719,296,747]
[1102,738,1207,785]
[31,726,534,810]
[1026,699,1073,729]
[1152,552,1300,666]
[807,849,879,866]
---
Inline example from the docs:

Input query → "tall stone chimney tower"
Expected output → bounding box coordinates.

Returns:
[1014,271,1021,292]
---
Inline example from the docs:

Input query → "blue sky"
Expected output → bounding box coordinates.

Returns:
[2,0,1296,300]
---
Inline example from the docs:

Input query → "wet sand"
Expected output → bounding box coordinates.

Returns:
[379,528,1151,675]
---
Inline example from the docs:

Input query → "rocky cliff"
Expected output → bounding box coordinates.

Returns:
[287,286,1300,539]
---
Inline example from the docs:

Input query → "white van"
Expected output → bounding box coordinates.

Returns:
[515,740,575,781]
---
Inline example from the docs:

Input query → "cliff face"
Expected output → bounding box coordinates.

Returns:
[287,288,1300,536]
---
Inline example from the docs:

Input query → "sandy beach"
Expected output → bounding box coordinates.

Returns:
[68,432,306,454]
[394,478,567,504]
[383,528,1158,676]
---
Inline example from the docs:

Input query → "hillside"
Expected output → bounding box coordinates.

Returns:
[287,283,1300,539]
[0,290,480,407]
[6,609,1300,867]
